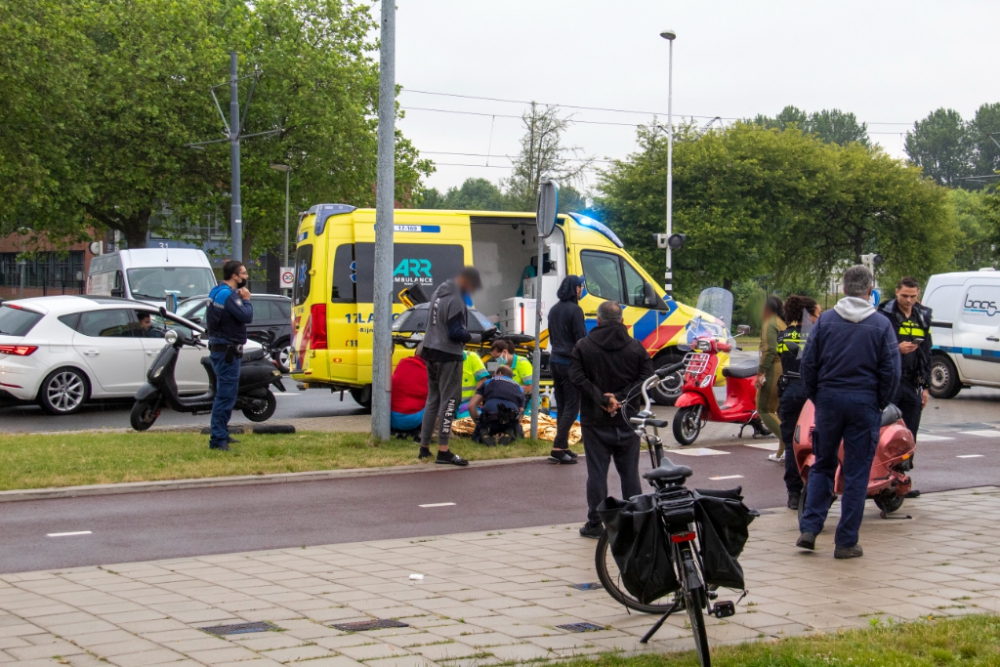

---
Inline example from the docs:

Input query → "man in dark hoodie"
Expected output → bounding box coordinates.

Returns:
[570,300,654,538]
[419,266,492,466]
[547,275,587,464]
[798,265,900,559]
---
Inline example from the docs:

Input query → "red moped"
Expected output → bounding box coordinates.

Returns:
[672,335,769,446]
[792,400,915,518]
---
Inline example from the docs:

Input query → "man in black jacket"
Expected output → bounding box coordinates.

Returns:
[570,300,654,538]
[547,275,587,464]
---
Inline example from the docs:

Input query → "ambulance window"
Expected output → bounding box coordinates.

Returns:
[292,244,313,306]
[622,261,646,307]
[331,244,356,303]
[581,251,623,303]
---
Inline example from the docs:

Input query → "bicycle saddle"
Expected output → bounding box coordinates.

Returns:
[643,458,693,483]
[722,362,757,379]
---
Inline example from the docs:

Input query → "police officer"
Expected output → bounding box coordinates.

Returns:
[206,260,253,451]
[776,295,821,510]
[878,276,932,496]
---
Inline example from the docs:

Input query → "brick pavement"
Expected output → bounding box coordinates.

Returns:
[2,487,999,667]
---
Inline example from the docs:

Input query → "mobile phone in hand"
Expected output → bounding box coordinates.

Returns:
[913,338,924,344]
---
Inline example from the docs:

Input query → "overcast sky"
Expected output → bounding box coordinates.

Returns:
[386,0,998,195]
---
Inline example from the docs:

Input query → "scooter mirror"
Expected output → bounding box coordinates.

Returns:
[737,324,751,336]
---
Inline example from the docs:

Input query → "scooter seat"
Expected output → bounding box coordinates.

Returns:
[881,403,903,428]
[722,362,757,379]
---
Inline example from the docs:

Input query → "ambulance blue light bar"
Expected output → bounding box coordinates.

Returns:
[568,213,623,248]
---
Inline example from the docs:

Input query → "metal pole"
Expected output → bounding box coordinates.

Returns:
[18,247,25,300]
[530,234,544,439]
[665,38,674,296]
[229,52,242,262]
[283,168,290,290]
[371,0,395,441]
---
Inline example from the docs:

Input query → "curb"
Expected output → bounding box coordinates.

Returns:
[0,456,546,504]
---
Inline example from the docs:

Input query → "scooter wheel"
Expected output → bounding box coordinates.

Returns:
[873,492,904,514]
[242,391,277,422]
[672,406,702,446]
[130,401,159,431]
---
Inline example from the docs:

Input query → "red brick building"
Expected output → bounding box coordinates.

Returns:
[0,232,102,301]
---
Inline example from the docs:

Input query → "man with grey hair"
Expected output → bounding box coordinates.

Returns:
[799,265,900,559]
[569,300,654,538]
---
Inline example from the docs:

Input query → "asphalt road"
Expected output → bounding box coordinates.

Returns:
[0,383,365,433]
[2,429,998,574]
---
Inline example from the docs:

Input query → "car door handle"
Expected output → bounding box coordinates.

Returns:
[146,350,157,356]
[987,336,999,342]
[83,349,99,357]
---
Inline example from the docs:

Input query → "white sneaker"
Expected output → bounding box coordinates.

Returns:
[768,453,784,463]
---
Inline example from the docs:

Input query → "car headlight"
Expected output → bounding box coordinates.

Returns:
[164,329,179,345]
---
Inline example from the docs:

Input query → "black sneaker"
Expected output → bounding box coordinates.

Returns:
[796,532,816,550]
[566,449,579,459]
[481,435,496,447]
[418,447,433,460]
[436,451,469,466]
[209,443,231,451]
[548,450,577,464]
[904,489,921,499]
[834,544,864,559]
[227,437,240,445]
[787,494,801,510]
[579,522,603,539]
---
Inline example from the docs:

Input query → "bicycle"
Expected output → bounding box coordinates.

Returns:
[595,365,741,667]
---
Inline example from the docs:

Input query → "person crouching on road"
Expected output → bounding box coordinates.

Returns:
[776,295,821,510]
[546,275,587,465]
[877,276,932,499]
[757,295,786,462]
[798,266,900,559]
[390,343,428,437]
[468,365,526,446]
[206,260,253,451]
[419,266,492,466]
[570,300,653,539]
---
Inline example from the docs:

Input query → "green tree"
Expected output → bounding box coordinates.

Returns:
[750,106,869,146]
[418,178,506,211]
[968,102,1000,179]
[904,108,972,187]
[947,188,996,271]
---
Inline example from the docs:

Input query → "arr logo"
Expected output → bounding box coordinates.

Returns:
[965,296,998,317]
[393,258,432,278]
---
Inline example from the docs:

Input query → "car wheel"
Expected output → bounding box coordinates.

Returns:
[651,353,684,405]
[929,355,960,399]
[39,368,89,415]
[350,386,373,412]
[274,339,293,374]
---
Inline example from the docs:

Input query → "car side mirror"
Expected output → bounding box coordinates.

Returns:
[737,324,751,336]
[643,281,669,311]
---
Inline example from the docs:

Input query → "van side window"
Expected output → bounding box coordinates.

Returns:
[960,285,1000,328]
[331,244,356,303]
[581,251,623,303]
[293,245,314,306]
[622,261,647,307]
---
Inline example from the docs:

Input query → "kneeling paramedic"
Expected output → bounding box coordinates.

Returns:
[468,365,525,445]
[206,260,253,450]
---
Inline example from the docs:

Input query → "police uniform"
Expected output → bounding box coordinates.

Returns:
[206,283,253,449]
[776,326,806,504]
[878,299,932,439]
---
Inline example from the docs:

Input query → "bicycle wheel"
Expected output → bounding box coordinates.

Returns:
[679,544,711,667]
[595,532,675,614]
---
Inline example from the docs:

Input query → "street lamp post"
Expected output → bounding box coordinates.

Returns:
[269,164,291,293]
[660,29,676,296]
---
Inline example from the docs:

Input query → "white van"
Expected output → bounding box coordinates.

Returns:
[87,248,217,308]
[924,269,1000,398]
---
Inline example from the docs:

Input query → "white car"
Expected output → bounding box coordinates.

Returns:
[0,295,261,415]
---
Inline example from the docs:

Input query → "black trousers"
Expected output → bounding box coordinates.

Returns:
[893,381,923,441]
[583,423,642,525]
[778,381,807,498]
[551,362,581,450]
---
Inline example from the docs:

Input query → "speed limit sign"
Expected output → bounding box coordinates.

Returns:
[280,266,295,289]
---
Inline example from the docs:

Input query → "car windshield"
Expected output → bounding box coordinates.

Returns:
[175,298,207,321]
[126,267,217,300]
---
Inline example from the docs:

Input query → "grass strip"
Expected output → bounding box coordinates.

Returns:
[0,431,556,491]
[573,614,1000,667]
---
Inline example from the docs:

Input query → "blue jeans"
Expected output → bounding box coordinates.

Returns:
[391,410,424,432]
[210,350,241,447]
[800,390,880,547]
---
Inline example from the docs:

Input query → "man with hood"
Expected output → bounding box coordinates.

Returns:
[798,265,900,559]
[419,266,492,466]
[569,300,653,538]
[547,275,587,464]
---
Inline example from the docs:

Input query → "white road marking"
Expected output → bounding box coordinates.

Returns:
[960,430,1000,438]
[744,442,779,451]
[274,393,299,397]
[419,502,456,508]
[47,531,92,537]
[669,448,730,457]
[915,434,954,442]
[709,475,744,481]
[956,454,985,459]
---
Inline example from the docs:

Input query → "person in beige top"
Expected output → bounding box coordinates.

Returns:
[756,295,786,460]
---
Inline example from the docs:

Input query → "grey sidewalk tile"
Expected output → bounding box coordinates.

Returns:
[260,644,336,662]
[338,642,413,661]
[105,648,187,667]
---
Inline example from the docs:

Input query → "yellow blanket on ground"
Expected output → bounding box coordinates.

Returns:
[450,413,581,445]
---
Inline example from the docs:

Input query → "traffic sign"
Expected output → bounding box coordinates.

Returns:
[280,266,294,289]
[870,288,881,307]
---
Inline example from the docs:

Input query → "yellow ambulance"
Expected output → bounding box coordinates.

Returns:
[289,205,726,407]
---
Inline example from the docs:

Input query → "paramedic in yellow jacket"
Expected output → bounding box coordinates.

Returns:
[490,340,533,394]
[458,350,490,418]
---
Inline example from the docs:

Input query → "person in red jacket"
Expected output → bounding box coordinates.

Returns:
[391,344,429,435]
